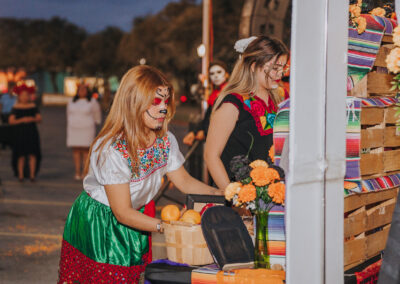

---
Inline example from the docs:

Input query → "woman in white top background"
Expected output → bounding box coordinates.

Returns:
[66,83,101,180]
[58,65,222,283]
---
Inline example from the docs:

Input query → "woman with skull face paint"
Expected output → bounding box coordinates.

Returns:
[204,36,289,189]
[183,61,229,146]
[58,65,222,283]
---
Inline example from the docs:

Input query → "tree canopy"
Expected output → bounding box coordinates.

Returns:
[0,0,244,92]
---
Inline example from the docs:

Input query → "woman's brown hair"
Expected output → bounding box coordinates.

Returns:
[213,35,289,111]
[84,65,175,176]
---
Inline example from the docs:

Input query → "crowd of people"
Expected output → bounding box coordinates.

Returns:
[0,81,102,182]
[57,35,290,283]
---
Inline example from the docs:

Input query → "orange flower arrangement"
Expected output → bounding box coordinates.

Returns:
[353,16,367,34]
[268,145,275,163]
[238,184,257,204]
[267,183,285,205]
[250,166,280,187]
[249,159,268,169]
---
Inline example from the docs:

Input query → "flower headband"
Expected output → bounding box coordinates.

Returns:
[234,36,257,54]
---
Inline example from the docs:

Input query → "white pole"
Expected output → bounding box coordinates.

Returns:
[202,0,210,184]
[396,0,400,22]
[286,0,347,283]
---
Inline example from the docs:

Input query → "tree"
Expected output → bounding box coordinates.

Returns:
[74,27,124,77]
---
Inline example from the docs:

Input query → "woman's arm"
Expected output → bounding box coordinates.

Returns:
[204,103,238,189]
[105,183,161,232]
[92,100,102,125]
[167,165,223,195]
[8,114,29,125]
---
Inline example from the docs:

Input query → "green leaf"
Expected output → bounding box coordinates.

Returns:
[240,177,252,185]
[390,85,398,91]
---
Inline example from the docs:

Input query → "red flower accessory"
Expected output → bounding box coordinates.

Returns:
[13,83,36,95]
[250,100,265,116]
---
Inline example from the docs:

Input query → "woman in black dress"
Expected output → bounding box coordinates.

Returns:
[9,84,41,181]
[204,36,289,189]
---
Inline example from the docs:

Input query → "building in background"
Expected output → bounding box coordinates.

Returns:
[239,0,292,46]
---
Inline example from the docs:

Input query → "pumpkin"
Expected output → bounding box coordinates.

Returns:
[161,204,180,222]
[179,209,201,225]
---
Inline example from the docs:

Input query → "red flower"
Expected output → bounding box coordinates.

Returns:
[250,100,265,116]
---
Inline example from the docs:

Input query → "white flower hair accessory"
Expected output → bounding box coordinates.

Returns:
[234,36,257,54]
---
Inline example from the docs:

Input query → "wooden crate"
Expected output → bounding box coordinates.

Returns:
[361,107,384,125]
[384,106,398,124]
[374,44,395,68]
[344,188,398,269]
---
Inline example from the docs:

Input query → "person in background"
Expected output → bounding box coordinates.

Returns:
[183,61,229,146]
[8,83,41,182]
[66,83,101,180]
[0,82,17,124]
[58,65,222,283]
[204,35,289,189]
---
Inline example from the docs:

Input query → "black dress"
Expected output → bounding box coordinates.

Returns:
[10,106,41,177]
[218,93,278,180]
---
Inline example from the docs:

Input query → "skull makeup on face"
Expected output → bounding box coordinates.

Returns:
[144,86,170,131]
[209,65,227,87]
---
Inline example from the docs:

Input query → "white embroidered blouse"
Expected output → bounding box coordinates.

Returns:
[83,131,185,209]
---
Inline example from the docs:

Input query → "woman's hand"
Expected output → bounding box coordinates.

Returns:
[105,183,161,232]
[204,103,238,189]
[167,166,222,196]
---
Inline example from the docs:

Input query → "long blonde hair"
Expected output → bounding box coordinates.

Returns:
[84,65,175,176]
[213,36,289,111]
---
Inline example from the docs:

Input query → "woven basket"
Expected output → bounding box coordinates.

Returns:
[163,221,214,265]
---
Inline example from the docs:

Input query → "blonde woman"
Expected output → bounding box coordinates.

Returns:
[58,66,222,283]
[204,36,289,189]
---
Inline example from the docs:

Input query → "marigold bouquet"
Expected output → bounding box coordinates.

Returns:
[224,148,285,213]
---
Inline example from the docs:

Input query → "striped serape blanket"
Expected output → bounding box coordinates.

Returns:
[347,14,397,91]
[362,173,400,192]
[361,96,398,107]
[273,98,362,191]
[266,205,285,269]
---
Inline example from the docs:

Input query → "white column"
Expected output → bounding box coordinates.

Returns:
[286,0,347,283]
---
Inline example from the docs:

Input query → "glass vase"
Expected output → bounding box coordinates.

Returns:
[254,210,271,269]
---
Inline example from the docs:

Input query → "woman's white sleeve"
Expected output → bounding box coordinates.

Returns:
[166,132,185,172]
[91,100,102,125]
[90,144,131,185]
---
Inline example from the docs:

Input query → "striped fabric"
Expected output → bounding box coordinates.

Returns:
[347,15,397,91]
[362,173,400,192]
[345,98,362,190]
[361,96,398,107]
[273,98,362,191]
[267,205,285,269]
[273,99,290,166]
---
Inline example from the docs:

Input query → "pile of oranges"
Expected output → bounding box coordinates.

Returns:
[161,205,201,225]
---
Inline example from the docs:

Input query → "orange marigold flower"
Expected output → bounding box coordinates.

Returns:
[268,182,285,204]
[269,145,275,163]
[250,166,280,187]
[370,7,386,17]
[393,26,400,47]
[354,16,367,34]
[386,47,400,73]
[225,182,241,201]
[238,184,257,203]
[349,4,361,18]
[249,159,268,169]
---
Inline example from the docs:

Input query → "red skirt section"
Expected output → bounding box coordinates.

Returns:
[58,200,156,284]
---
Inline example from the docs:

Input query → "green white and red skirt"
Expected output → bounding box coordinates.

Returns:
[58,191,155,284]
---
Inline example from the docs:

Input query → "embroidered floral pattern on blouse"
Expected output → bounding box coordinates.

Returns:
[112,135,170,182]
[236,93,277,135]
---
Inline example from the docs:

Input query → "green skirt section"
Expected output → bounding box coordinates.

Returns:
[63,191,149,266]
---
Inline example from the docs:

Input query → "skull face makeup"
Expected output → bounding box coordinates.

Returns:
[143,86,170,131]
[209,65,227,87]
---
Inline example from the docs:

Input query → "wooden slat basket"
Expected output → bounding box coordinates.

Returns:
[163,221,214,265]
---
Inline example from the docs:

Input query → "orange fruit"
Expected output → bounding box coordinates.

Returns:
[161,205,180,222]
[179,209,201,225]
